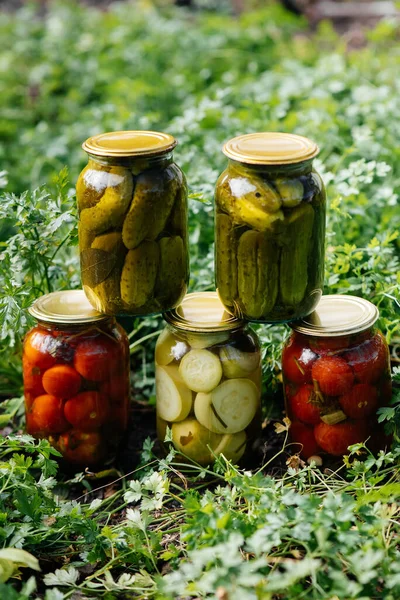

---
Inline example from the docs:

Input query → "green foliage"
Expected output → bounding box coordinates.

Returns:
[0,1,400,598]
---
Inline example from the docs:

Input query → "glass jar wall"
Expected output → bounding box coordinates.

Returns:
[76,131,189,316]
[23,291,130,467]
[282,295,392,460]
[215,132,326,323]
[155,292,262,466]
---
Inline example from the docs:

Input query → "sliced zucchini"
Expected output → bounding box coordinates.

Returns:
[186,332,230,350]
[214,430,246,462]
[156,365,192,422]
[179,349,222,393]
[194,378,259,434]
[219,346,260,379]
[171,417,222,465]
[155,329,189,366]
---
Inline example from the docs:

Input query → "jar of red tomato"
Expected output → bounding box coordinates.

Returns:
[23,290,130,467]
[282,295,392,460]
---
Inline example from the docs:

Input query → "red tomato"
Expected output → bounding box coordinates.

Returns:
[23,355,45,397]
[309,335,350,355]
[28,395,69,434]
[343,332,389,384]
[311,356,354,396]
[282,336,317,385]
[64,391,109,431]
[100,376,129,404]
[339,383,378,419]
[74,335,119,382]
[59,430,103,465]
[289,385,321,426]
[314,420,369,456]
[24,329,57,370]
[290,421,321,459]
[42,365,81,399]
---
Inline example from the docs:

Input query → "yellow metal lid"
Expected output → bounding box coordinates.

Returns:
[164,292,244,332]
[292,295,379,337]
[29,290,108,324]
[223,132,319,165]
[82,130,177,158]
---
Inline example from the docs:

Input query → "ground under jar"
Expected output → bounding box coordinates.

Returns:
[155,292,262,466]
[215,132,326,323]
[77,130,189,316]
[282,295,392,460]
[23,290,130,467]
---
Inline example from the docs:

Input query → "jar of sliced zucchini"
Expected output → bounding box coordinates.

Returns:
[215,132,326,323]
[77,130,189,316]
[155,292,262,466]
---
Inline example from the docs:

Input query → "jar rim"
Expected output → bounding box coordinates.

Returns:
[82,130,177,158]
[291,294,379,337]
[164,292,244,333]
[29,290,109,325]
[222,132,319,165]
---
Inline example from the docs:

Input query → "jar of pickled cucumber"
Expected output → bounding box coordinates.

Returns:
[215,132,326,323]
[23,290,130,467]
[77,130,189,316]
[155,292,262,466]
[282,295,392,460]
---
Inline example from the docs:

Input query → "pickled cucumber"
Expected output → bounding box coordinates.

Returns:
[167,185,188,237]
[171,418,222,465]
[155,236,187,306]
[93,270,124,314]
[219,346,260,379]
[179,349,222,393]
[122,169,178,250]
[78,221,96,250]
[275,178,304,208]
[81,232,125,288]
[228,176,284,231]
[237,230,279,319]
[80,172,134,237]
[156,365,192,422]
[120,241,159,308]
[214,430,246,462]
[76,161,110,212]
[92,231,124,254]
[215,212,238,303]
[194,378,259,434]
[280,203,315,306]
[156,329,189,366]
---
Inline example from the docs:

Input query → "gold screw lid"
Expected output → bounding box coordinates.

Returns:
[29,290,108,325]
[164,292,244,333]
[223,132,319,165]
[82,130,177,158]
[292,295,379,337]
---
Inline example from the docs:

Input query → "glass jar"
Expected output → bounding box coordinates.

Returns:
[155,292,262,466]
[76,130,189,316]
[215,132,326,323]
[282,295,392,460]
[23,290,130,467]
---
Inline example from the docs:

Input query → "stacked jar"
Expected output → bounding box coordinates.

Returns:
[283,295,392,459]
[214,132,326,323]
[23,291,130,466]
[155,293,262,465]
[76,130,189,316]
